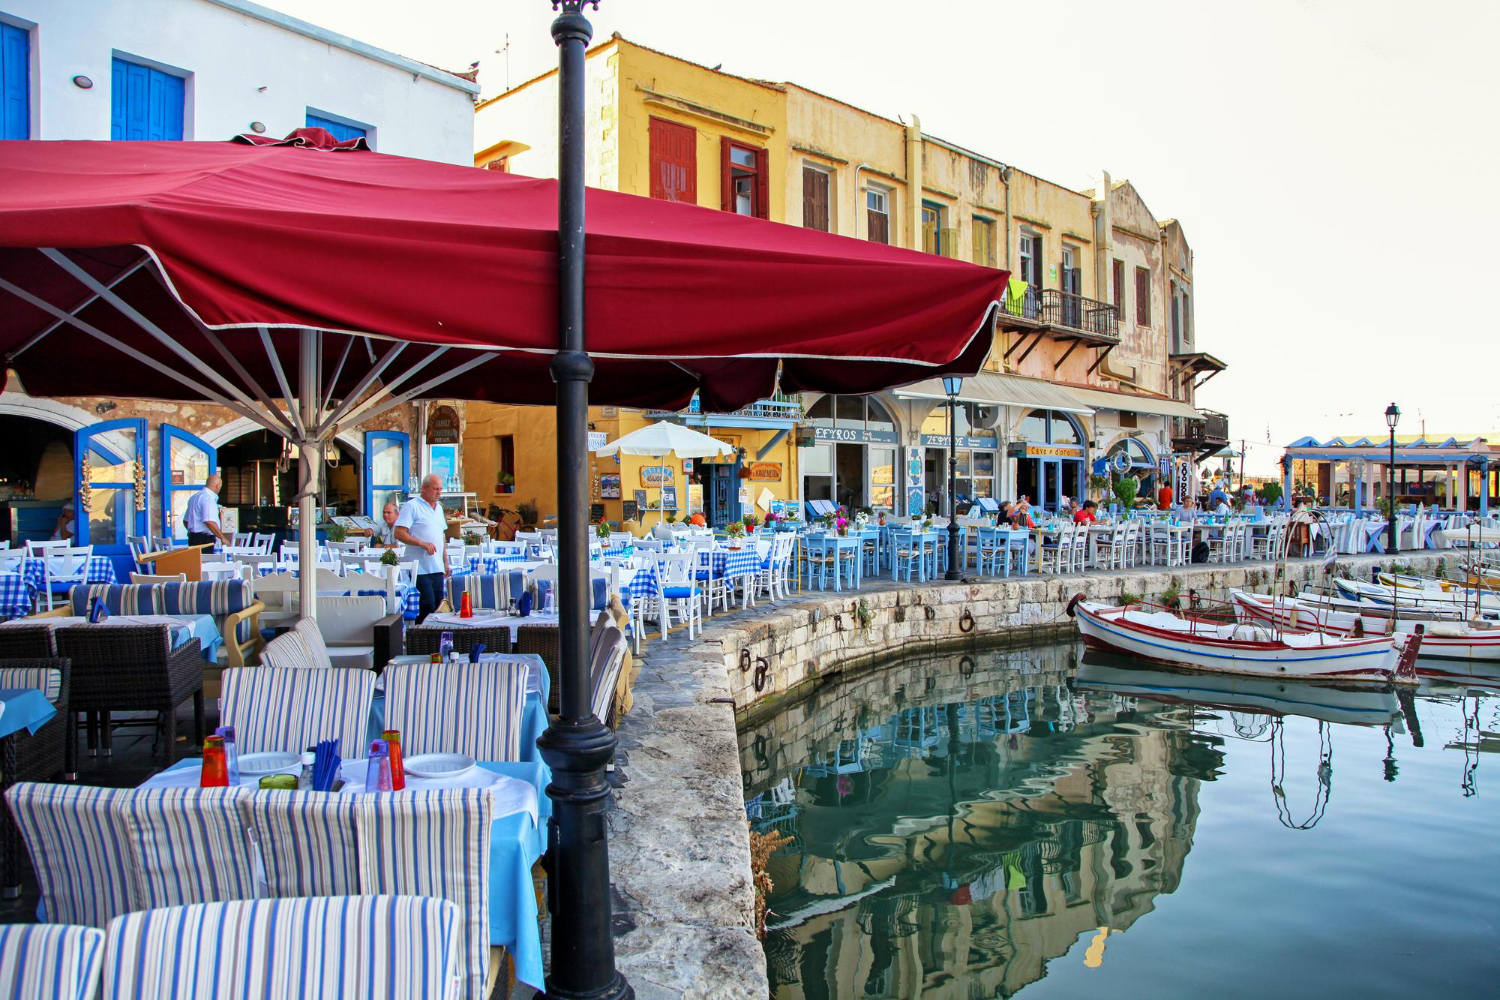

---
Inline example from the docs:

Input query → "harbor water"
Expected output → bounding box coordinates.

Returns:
[740,640,1500,998]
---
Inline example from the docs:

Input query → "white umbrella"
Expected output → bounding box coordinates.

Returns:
[594,421,735,524]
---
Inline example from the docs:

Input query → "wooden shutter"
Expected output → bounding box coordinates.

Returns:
[867,207,889,244]
[803,167,829,231]
[754,146,769,220]
[1135,268,1150,325]
[1111,259,1124,312]
[719,137,733,212]
[649,117,696,203]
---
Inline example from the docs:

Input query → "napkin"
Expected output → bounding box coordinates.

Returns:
[312,739,342,792]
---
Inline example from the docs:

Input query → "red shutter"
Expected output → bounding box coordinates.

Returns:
[754,146,769,220]
[649,117,696,203]
[719,138,733,212]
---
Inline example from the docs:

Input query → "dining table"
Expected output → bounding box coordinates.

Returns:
[0,573,35,620]
[0,683,60,895]
[0,613,220,655]
[20,555,117,595]
[138,755,552,991]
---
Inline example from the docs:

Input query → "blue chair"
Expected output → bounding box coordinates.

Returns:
[888,529,925,583]
[974,526,1006,576]
[1006,528,1032,575]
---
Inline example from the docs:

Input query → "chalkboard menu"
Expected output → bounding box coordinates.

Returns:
[590,503,605,523]
[633,489,648,511]
[622,500,639,521]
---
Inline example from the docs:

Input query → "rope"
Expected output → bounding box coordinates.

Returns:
[1270,719,1332,829]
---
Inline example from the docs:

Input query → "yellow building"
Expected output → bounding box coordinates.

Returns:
[466,35,1228,521]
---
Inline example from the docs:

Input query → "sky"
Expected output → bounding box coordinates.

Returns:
[277,0,1497,475]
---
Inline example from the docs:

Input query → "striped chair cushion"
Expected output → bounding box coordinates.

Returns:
[0,666,61,701]
[259,631,320,670]
[235,789,361,898]
[159,580,256,644]
[220,667,377,758]
[118,787,257,911]
[103,895,461,1000]
[292,617,335,670]
[0,923,105,1000]
[68,584,160,618]
[383,660,528,762]
[446,574,508,612]
[504,573,606,611]
[5,783,136,928]
[356,790,493,1000]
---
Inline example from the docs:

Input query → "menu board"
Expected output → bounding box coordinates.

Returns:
[660,486,679,511]
[622,500,639,522]
[590,503,605,523]
[633,489,648,511]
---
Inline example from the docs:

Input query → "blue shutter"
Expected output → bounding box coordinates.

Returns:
[0,22,28,140]
[306,113,366,143]
[111,57,184,141]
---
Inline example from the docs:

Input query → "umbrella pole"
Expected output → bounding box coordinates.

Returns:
[535,4,632,1000]
[298,328,319,622]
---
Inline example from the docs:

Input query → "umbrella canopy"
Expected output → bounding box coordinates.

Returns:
[593,421,735,460]
[0,134,1005,413]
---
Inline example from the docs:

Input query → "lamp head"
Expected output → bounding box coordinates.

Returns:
[1385,403,1400,430]
[942,376,963,398]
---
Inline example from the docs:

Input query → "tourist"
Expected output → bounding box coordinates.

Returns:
[1011,499,1037,529]
[1207,481,1228,508]
[1157,480,1174,510]
[1289,497,1315,557]
[373,502,400,546]
[1214,496,1232,516]
[51,502,76,543]
[1073,499,1099,525]
[394,473,451,622]
[183,474,232,548]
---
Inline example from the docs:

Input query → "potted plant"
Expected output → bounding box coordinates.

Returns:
[1112,475,1139,511]
[379,548,400,567]
[323,520,347,544]
[517,498,539,527]
[835,515,850,537]
[725,521,746,546]
[462,530,484,547]
[742,512,759,534]
[497,472,515,494]
[665,513,677,524]
[1088,473,1110,500]
[595,520,612,540]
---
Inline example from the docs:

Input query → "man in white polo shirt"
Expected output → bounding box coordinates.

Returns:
[393,473,450,622]
[183,474,231,549]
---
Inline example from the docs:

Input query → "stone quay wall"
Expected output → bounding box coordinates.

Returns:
[605,550,1445,999]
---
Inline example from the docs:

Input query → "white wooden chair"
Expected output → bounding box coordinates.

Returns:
[230,532,254,548]
[653,552,701,640]
[39,545,92,611]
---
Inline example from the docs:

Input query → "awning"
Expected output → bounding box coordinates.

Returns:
[894,372,1094,416]
[1063,385,1202,420]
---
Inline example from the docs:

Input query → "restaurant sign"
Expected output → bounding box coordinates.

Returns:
[640,465,674,487]
[1011,442,1085,459]
[813,426,899,445]
[426,405,461,444]
[747,462,782,481]
[919,434,997,451]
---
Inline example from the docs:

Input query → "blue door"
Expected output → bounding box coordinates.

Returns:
[75,419,148,578]
[0,22,28,140]
[111,57,185,141]
[363,431,409,517]
[306,112,366,143]
[161,424,217,541]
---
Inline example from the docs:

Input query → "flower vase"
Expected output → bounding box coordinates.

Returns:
[837,527,848,537]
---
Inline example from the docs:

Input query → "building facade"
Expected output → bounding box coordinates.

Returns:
[0,0,479,566]
[472,33,1230,521]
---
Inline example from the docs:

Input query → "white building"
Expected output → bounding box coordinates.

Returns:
[0,0,478,162]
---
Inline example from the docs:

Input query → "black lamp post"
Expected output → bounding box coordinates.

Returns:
[535,3,633,999]
[1385,402,1400,554]
[944,376,962,581]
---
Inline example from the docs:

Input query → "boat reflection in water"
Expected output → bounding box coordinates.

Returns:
[741,640,1498,999]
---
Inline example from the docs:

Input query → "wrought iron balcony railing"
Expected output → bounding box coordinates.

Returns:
[1041,289,1120,342]
[649,391,803,421]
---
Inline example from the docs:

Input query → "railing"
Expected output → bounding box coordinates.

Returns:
[999,286,1043,323]
[1041,289,1119,341]
[1171,409,1229,445]
[650,391,803,421]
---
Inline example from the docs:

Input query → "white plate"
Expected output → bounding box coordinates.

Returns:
[237,751,301,776]
[402,753,477,780]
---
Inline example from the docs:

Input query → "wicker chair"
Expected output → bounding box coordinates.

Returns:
[0,625,58,660]
[0,657,71,895]
[515,625,561,715]
[54,626,203,763]
[404,625,514,660]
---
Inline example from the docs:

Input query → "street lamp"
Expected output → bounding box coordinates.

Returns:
[1385,402,1400,554]
[535,3,633,1000]
[943,376,963,581]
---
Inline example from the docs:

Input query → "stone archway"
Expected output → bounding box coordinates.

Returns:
[200,415,364,455]
[0,392,101,432]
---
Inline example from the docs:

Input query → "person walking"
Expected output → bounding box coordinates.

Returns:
[183,474,231,548]
[394,473,450,622]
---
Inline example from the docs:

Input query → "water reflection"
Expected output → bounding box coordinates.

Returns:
[740,642,1500,999]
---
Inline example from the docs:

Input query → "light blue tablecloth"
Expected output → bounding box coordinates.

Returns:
[0,688,56,738]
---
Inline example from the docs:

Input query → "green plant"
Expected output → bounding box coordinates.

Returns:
[1112,476,1139,509]
[379,548,400,566]
[322,521,347,543]
[1088,474,1110,493]
[725,520,746,538]
[462,531,484,546]
[517,498,539,526]
[1260,481,1283,506]
[1119,591,1143,606]
[1160,585,1181,609]
[854,597,874,630]
[742,512,759,528]
[499,472,514,486]
[665,513,677,524]
[596,520,611,539]
[1375,497,1395,519]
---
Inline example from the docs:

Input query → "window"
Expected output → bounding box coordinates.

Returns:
[1,20,28,140]
[1181,289,1190,340]
[869,448,895,509]
[972,216,996,267]
[1170,283,1182,352]
[484,155,509,173]
[112,57,186,141]
[1112,259,1125,315]
[802,165,831,231]
[865,185,890,244]
[498,434,515,482]
[1019,232,1042,286]
[921,201,946,256]
[720,138,767,218]
[1018,409,1082,445]
[650,117,696,203]
[306,112,368,144]
[1134,267,1151,325]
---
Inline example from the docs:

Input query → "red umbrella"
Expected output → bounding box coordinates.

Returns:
[0,131,1004,412]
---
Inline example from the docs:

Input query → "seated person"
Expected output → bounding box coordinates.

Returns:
[1073,500,1099,524]
[373,502,401,547]
[1010,499,1037,529]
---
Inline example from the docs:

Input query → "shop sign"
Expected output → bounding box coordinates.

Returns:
[426,405,461,444]
[1011,442,1084,459]
[587,431,608,451]
[747,462,782,481]
[813,426,899,445]
[919,434,996,450]
[640,465,674,487]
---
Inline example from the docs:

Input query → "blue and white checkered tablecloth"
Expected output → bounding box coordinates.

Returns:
[468,553,533,575]
[625,547,764,601]
[0,573,36,620]
[21,556,117,592]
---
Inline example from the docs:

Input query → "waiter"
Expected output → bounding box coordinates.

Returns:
[394,473,451,621]
[183,474,231,548]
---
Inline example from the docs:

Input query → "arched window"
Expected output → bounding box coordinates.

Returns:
[1105,437,1156,470]
[1018,409,1083,445]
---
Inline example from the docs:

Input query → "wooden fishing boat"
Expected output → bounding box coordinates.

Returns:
[1333,577,1500,615]
[1066,595,1416,684]
[1231,589,1500,662]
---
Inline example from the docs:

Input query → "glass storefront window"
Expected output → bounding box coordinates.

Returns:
[836,395,865,424]
[869,447,895,509]
[805,395,833,425]
[87,489,123,546]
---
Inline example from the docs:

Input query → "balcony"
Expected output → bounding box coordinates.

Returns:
[648,391,803,428]
[997,288,1119,343]
[1172,408,1230,460]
